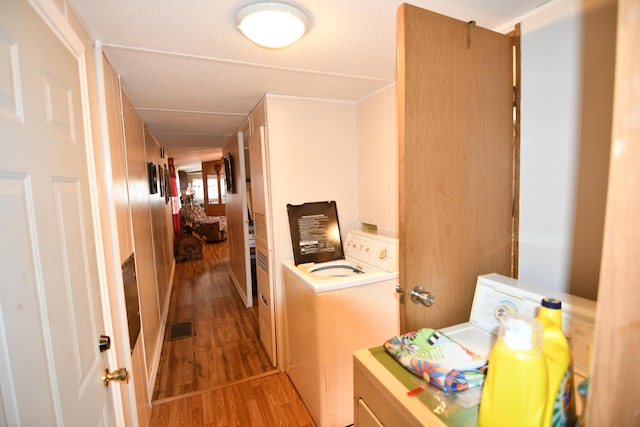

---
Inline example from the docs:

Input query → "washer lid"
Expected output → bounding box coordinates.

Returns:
[286,201,344,265]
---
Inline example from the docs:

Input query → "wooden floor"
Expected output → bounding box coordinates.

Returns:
[150,371,315,427]
[150,239,315,426]
[152,240,275,401]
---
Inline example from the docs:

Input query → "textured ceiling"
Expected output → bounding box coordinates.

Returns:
[69,0,549,171]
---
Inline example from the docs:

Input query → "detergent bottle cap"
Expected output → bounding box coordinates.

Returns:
[501,314,542,351]
[541,298,562,310]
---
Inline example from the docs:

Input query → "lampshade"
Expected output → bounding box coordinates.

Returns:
[235,2,309,49]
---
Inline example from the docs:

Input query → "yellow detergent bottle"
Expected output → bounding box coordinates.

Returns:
[478,313,548,427]
[537,298,576,427]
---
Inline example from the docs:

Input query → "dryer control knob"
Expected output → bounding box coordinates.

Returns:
[379,248,388,259]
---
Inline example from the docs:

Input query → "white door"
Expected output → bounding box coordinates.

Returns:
[0,0,118,426]
[236,130,253,306]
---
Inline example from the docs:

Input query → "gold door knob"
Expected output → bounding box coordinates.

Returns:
[102,367,129,387]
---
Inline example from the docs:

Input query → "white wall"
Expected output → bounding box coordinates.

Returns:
[519,0,615,298]
[519,0,583,292]
[267,95,359,262]
[357,84,399,238]
[265,94,359,366]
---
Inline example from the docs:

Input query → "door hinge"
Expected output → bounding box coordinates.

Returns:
[395,284,405,304]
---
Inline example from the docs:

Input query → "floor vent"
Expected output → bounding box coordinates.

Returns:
[168,322,194,341]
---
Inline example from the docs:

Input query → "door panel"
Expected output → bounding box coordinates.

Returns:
[224,133,252,306]
[248,105,277,366]
[256,248,275,363]
[249,125,268,249]
[0,0,113,425]
[398,5,514,332]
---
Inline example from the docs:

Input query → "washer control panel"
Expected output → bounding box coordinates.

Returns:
[344,230,399,273]
[472,285,540,332]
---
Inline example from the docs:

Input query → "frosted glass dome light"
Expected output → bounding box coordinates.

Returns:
[235,2,309,49]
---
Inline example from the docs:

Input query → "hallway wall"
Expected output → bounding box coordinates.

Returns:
[121,90,176,402]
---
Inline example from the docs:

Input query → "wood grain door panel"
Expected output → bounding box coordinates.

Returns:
[398,4,514,332]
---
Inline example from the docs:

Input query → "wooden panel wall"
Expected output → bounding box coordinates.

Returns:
[144,127,175,324]
[121,92,175,405]
[97,57,175,427]
[96,56,145,427]
[122,92,161,385]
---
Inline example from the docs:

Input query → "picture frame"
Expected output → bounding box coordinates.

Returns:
[164,164,171,204]
[223,152,234,193]
[148,162,158,194]
[158,164,164,197]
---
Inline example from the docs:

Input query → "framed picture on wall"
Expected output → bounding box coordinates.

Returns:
[148,162,157,194]
[158,164,164,197]
[223,152,234,193]
[164,164,171,204]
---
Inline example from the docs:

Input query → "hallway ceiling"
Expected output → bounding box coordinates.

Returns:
[69,0,547,171]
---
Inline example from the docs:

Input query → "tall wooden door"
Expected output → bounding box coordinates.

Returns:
[398,4,514,332]
[0,0,120,425]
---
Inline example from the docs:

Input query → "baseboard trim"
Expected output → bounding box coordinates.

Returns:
[146,258,175,400]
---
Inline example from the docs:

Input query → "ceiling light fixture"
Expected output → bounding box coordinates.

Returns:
[235,2,309,49]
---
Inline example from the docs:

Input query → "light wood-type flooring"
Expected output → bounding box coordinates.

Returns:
[152,240,275,401]
[150,239,314,426]
[150,371,315,427]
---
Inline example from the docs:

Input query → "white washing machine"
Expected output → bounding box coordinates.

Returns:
[353,273,597,427]
[282,230,400,427]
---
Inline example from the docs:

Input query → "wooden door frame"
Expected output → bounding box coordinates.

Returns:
[587,0,640,421]
[92,45,139,426]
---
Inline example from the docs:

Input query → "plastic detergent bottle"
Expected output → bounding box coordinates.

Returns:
[537,298,576,427]
[478,313,547,427]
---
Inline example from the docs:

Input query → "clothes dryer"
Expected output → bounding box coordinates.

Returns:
[353,273,597,426]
